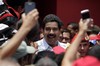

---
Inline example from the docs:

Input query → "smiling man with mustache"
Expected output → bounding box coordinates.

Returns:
[35,14,66,52]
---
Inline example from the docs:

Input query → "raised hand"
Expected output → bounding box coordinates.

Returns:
[79,18,92,32]
[21,9,39,31]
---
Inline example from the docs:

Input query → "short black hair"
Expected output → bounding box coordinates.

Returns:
[87,25,100,35]
[35,57,58,66]
[5,0,27,8]
[87,45,100,60]
[55,53,64,66]
[33,50,56,64]
[67,22,79,30]
[16,19,40,42]
[61,28,70,33]
[42,14,63,29]
[61,28,72,39]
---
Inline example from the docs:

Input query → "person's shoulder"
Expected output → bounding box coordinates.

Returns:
[35,39,44,45]
[35,39,43,43]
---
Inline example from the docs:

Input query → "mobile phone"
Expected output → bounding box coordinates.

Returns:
[81,9,90,20]
[25,2,36,14]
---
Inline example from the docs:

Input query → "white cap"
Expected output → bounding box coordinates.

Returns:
[12,41,36,59]
[0,24,9,30]
[0,0,4,5]
[0,40,36,59]
[17,41,36,54]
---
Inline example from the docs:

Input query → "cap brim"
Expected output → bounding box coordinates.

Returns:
[0,24,9,30]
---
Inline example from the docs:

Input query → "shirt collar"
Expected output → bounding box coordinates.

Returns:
[42,38,52,50]
[42,38,61,51]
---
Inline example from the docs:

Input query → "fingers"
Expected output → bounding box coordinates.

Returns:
[21,8,39,30]
[28,9,39,17]
[27,9,39,22]
[22,9,39,20]
[84,18,93,28]
[21,13,26,22]
[79,18,92,32]
[33,9,39,20]
[80,18,92,26]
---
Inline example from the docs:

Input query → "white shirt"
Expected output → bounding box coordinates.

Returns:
[36,38,66,52]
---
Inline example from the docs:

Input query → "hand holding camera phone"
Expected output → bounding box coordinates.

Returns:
[81,9,90,20]
[25,2,36,14]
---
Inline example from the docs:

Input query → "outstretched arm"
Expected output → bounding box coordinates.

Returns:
[0,9,39,59]
[61,19,92,66]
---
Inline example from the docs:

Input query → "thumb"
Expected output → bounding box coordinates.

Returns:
[21,13,26,22]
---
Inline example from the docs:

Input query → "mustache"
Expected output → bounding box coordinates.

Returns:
[47,34,56,38]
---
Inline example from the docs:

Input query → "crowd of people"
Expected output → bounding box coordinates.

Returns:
[0,0,100,66]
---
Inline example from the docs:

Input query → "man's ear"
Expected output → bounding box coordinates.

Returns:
[41,28,44,34]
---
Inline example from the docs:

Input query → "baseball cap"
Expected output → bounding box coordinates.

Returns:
[12,41,36,59]
[71,34,88,44]
[73,56,100,66]
[0,39,36,59]
[53,46,65,54]
[89,34,100,40]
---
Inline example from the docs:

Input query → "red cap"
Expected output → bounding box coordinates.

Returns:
[53,46,65,54]
[73,56,100,66]
[0,12,13,20]
[89,34,100,40]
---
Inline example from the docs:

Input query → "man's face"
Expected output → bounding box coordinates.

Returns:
[43,22,60,46]
[40,33,44,39]
[78,41,90,57]
[67,25,73,32]
[67,25,76,37]
[61,32,70,43]
[97,40,100,45]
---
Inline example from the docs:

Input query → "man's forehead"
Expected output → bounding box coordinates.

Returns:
[80,41,89,44]
[45,26,58,28]
[45,22,58,26]
[63,32,70,35]
[63,33,70,38]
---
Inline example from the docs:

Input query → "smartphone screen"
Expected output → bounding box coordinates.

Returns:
[25,2,36,14]
[81,9,90,20]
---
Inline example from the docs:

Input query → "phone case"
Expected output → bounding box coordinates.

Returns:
[81,9,90,20]
[25,2,36,14]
